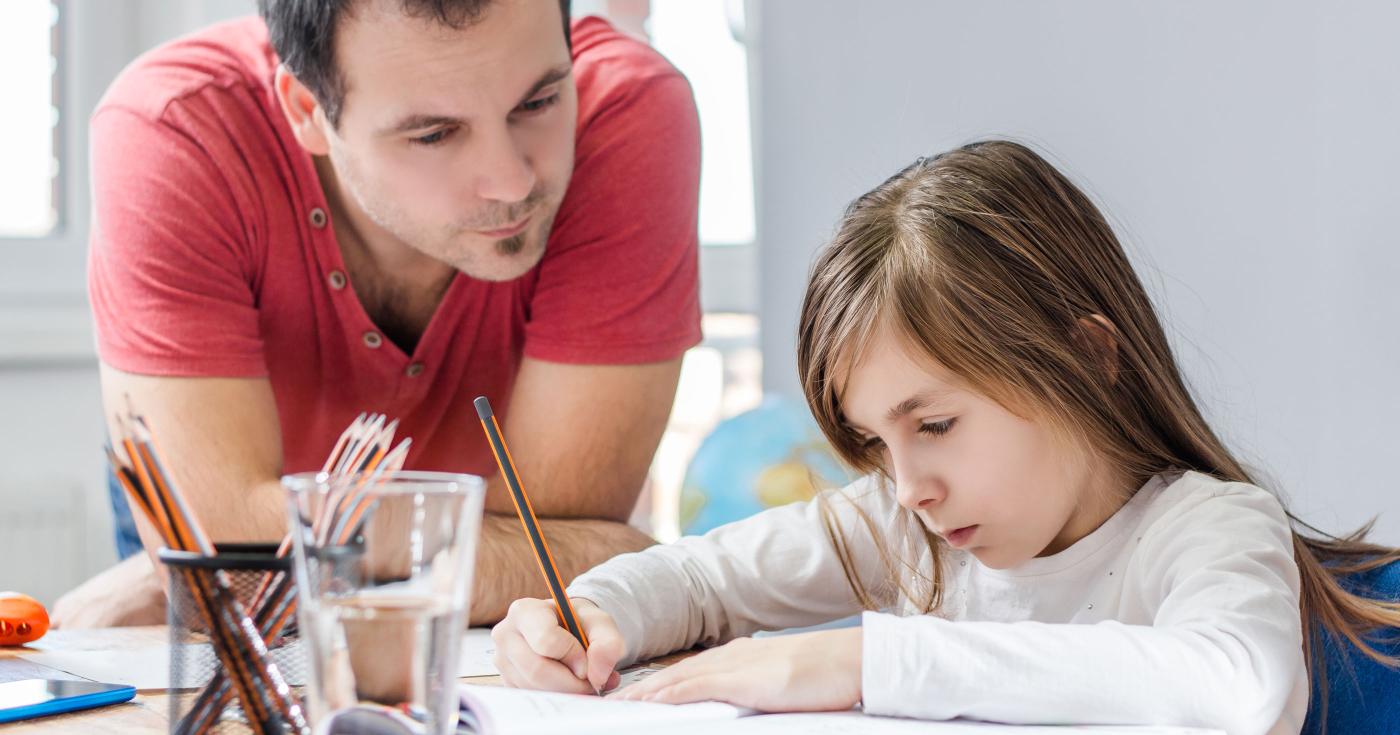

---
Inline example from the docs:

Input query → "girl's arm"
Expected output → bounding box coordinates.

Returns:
[862,484,1306,735]
[566,477,901,666]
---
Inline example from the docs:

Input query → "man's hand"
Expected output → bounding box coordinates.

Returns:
[51,554,166,628]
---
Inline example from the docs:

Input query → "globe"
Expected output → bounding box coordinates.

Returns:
[679,396,857,536]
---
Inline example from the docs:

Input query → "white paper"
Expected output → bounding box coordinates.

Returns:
[610,665,665,691]
[17,627,500,691]
[17,646,172,690]
[607,711,1222,735]
[456,627,498,677]
[458,684,748,735]
[453,686,1220,735]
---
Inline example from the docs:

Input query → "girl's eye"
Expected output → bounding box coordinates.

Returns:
[860,435,885,451]
[918,418,957,437]
[518,93,560,114]
[411,128,455,146]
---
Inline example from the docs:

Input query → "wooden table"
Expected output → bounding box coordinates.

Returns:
[0,626,512,734]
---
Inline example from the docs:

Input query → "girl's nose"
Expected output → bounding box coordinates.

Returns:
[891,455,946,510]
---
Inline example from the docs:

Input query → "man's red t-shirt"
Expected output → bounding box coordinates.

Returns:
[88,16,702,477]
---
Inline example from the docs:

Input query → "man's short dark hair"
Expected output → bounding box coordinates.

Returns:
[259,0,573,127]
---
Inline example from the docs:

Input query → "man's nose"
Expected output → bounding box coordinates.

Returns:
[474,127,536,205]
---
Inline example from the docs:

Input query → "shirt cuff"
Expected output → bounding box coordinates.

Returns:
[567,578,646,667]
[861,610,952,720]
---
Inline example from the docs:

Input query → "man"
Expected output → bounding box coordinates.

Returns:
[54,0,700,626]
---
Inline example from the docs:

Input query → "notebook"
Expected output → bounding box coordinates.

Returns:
[454,685,1224,735]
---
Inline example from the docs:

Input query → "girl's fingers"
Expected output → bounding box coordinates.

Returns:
[614,663,730,705]
[507,598,589,679]
[492,640,524,688]
[577,605,625,690]
[608,660,688,701]
[642,674,733,706]
[495,627,595,694]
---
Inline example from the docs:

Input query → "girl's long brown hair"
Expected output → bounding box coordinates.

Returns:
[797,140,1400,704]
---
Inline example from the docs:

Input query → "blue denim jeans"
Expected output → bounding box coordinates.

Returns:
[107,465,145,560]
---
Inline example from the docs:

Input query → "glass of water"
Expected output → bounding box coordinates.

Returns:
[284,471,485,735]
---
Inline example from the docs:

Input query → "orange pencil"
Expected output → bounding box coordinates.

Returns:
[474,396,598,690]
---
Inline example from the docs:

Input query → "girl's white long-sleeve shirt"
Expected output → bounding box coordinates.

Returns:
[567,471,1309,735]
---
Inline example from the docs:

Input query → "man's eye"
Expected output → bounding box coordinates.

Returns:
[411,128,455,146]
[518,93,560,114]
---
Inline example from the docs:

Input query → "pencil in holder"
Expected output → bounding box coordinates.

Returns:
[159,544,306,735]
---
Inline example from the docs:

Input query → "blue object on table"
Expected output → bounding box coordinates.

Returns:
[1302,558,1400,734]
[679,396,856,535]
[107,465,144,560]
[0,679,136,724]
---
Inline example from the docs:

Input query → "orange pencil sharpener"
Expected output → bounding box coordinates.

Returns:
[0,592,50,646]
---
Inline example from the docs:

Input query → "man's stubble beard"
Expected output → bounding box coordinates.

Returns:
[495,205,557,258]
[444,204,557,281]
[498,232,526,256]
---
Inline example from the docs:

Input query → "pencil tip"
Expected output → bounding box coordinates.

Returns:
[473,396,493,420]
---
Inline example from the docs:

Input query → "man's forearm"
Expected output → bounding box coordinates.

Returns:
[468,513,654,624]
[205,478,291,542]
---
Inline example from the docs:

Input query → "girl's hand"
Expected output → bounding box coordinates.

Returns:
[492,597,624,694]
[609,628,862,712]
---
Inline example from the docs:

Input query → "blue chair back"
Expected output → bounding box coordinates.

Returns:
[1302,559,1400,734]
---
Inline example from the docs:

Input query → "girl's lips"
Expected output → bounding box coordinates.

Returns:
[944,524,979,548]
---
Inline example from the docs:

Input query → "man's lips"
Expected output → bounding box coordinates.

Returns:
[476,215,530,239]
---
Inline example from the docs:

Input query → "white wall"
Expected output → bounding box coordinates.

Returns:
[751,0,1400,542]
[0,364,110,606]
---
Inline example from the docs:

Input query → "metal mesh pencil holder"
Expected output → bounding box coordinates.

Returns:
[159,544,306,734]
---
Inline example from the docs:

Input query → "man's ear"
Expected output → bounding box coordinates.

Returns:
[1073,314,1121,383]
[274,65,332,156]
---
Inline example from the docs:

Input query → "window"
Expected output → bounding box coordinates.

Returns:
[574,1,764,538]
[0,0,62,238]
[648,0,755,246]
[578,0,756,247]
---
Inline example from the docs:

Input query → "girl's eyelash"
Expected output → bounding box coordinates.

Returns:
[856,418,956,451]
[918,418,957,436]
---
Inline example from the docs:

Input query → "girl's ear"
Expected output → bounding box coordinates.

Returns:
[1073,314,1121,383]
[274,65,332,157]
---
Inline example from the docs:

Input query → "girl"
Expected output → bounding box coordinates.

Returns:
[490,141,1400,734]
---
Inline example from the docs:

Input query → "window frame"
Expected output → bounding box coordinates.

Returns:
[0,2,133,364]
[0,1,259,364]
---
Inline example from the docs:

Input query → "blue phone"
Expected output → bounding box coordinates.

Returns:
[0,679,136,723]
